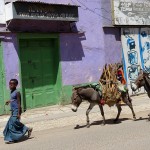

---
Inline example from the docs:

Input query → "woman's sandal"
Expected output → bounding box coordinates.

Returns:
[5,141,15,144]
[28,127,33,138]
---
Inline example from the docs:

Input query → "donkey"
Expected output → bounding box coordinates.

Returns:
[131,70,150,97]
[131,70,150,119]
[71,86,136,128]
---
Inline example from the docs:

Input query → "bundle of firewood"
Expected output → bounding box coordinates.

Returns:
[99,63,121,107]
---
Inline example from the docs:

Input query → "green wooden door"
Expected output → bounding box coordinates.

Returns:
[20,39,61,109]
[0,41,4,114]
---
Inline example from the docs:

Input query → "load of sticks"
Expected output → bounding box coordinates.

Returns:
[99,63,122,107]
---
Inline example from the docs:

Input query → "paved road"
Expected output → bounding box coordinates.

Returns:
[0,111,150,150]
[1,94,149,136]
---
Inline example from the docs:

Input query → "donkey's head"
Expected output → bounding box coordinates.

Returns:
[71,88,82,112]
[131,70,149,91]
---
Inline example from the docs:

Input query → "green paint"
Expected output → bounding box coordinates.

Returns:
[0,41,4,114]
[60,82,99,105]
[18,34,62,110]
[0,41,7,115]
[60,86,72,105]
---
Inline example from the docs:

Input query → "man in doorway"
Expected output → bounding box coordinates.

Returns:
[117,64,132,103]
[117,64,126,85]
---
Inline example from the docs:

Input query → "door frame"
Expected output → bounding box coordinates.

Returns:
[17,33,62,111]
[0,41,5,114]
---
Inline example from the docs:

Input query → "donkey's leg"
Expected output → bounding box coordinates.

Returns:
[148,114,150,121]
[114,102,122,122]
[99,105,106,126]
[122,95,136,120]
[86,103,95,128]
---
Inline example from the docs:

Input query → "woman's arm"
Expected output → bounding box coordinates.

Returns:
[17,92,21,119]
[5,100,10,105]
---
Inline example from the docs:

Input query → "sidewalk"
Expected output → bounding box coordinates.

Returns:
[0,94,150,137]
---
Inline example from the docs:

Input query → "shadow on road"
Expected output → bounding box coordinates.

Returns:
[74,118,129,129]
[74,125,87,129]
[92,118,129,126]
[74,117,148,129]
[14,136,34,144]
[5,136,34,144]
[74,117,149,129]
[135,117,148,121]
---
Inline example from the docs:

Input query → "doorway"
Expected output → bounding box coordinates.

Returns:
[19,36,62,109]
[0,41,4,114]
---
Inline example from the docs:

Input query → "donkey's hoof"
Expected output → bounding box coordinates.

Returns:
[86,124,90,128]
[133,117,136,121]
[101,123,105,126]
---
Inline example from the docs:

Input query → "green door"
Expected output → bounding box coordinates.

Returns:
[20,38,61,109]
[0,41,4,114]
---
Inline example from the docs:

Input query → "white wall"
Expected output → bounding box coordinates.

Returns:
[0,0,5,24]
[121,28,148,95]
[113,0,150,25]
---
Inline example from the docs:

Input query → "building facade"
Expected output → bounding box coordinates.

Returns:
[112,0,150,94]
[0,0,122,114]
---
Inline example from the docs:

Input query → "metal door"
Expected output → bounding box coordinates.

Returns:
[20,39,60,109]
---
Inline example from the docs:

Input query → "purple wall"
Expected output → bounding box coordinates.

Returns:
[1,0,122,87]
[103,28,122,63]
[101,0,113,27]
[1,34,20,88]
[60,0,121,85]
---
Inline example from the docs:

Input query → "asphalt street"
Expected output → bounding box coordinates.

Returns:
[0,110,150,150]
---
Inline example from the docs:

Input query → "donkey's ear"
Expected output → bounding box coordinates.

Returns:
[143,71,149,76]
[139,69,143,75]
[72,86,76,91]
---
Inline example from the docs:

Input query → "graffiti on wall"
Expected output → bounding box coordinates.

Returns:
[113,0,150,25]
[121,28,143,94]
[139,28,150,73]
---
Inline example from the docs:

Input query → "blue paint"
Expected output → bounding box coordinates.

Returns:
[128,51,138,65]
[122,28,141,86]
[139,28,144,70]
[139,28,150,73]
[127,38,135,50]
[122,48,127,84]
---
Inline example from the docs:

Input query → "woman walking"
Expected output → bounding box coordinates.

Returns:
[3,79,32,143]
